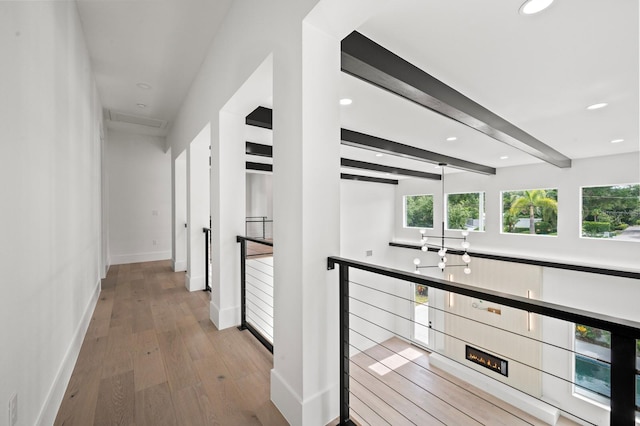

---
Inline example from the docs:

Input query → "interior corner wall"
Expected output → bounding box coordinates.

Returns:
[0,2,104,425]
[246,172,273,219]
[107,129,171,265]
[340,179,395,265]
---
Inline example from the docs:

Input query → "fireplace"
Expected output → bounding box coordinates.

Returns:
[465,345,508,377]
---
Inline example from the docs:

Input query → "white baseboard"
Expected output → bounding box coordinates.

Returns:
[185,273,204,292]
[270,368,338,426]
[35,278,101,426]
[110,250,171,265]
[172,259,186,272]
[429,353,559,425]
[209,300,240,330]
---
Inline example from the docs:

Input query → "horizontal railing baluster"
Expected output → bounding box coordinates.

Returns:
[327,256,640,426]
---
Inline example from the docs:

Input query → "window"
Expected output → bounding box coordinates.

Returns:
[637,340,640,410]
[501,189,558,235]
[405,194,433,228]
[574,325,611,401]
[446,192,485,232]
[574,326,640,411]
[581,184,640,240]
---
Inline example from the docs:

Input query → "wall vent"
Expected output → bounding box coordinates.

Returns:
[108,110,168,129]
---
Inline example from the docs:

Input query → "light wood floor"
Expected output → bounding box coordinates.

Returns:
[247,240,273,258]
[54,260,288,426]
[56,260,580,426]
[348,337,579,426]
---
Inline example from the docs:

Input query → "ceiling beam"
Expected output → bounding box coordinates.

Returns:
[341,128,495,175]
[246,162,272,172]
[246,161,398,185]
[245,107,493,175]
[246,141,272,157]
[246,141,442,179]
[245,106,272,129]
[341,158,440,180]
[341,174,398,185]
[341,31,572,169]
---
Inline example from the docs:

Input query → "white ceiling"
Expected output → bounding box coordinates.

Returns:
[76,0,233,136]
[77,0,638,178]
[341,0,638,171]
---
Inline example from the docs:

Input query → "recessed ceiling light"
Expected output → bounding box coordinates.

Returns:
[500,155,509,160]
[434,165,441,169]
[446,137,457,141]
[610,139,624,144]
[375,153,384,157]
[136,103,147,108]
[586,102,608,110]
[519,0,554,15]
[136,82,152,90]
[339,98,353,106]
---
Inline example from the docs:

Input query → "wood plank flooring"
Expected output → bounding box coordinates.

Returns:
[55,260,287,426]
[348,337,579,426]
[56,259,580,426]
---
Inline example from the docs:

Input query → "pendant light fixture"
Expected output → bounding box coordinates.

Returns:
[413,163,471,275]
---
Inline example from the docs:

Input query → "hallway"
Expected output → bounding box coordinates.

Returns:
[54,261,287,426]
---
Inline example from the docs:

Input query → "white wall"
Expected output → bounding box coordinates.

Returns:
[246,172,273,238]
[340,180,416,354]
[395,154,640,272]
[173,151,187,271]
[0,2,103,425]
[186,123,211,291]
[340,179,395,264]
[107,129,171,264]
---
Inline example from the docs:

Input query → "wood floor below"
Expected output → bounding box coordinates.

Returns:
[54,260,287,426]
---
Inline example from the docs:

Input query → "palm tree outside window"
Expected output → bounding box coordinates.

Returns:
[502,189,558,235]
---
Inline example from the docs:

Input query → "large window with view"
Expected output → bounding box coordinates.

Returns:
[446,192,485,232]
[501,189,558,235]
[581,184,640,240]
[574,325,640,411]
[405,194,433,228]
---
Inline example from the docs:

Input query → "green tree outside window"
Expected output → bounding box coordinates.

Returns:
[502,189,558,235]
[405,195,433,228]
[447,192,484,231]
[582,184,640,239]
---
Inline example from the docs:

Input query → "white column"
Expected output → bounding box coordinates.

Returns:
[186,124,211,291]
[270,3,391,423]
[209,111,245,329]
[270,21,341,426]
[173,151,187,272]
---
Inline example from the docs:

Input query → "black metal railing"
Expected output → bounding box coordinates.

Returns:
[202,227,211,292]
[328,256,640,426]
[245,216,273,240]
[237,236,274,353]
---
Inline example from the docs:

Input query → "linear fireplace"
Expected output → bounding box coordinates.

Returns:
[465,345,508,377]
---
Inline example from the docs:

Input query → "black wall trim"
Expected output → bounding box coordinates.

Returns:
[341,158,440,180]
[246,106,273,129]
[389,242,640,280]
[341,31,572,169]
[341,128,495,175]
[341,173,398,185]
[246,162,272,172]
[246,141,272,157]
